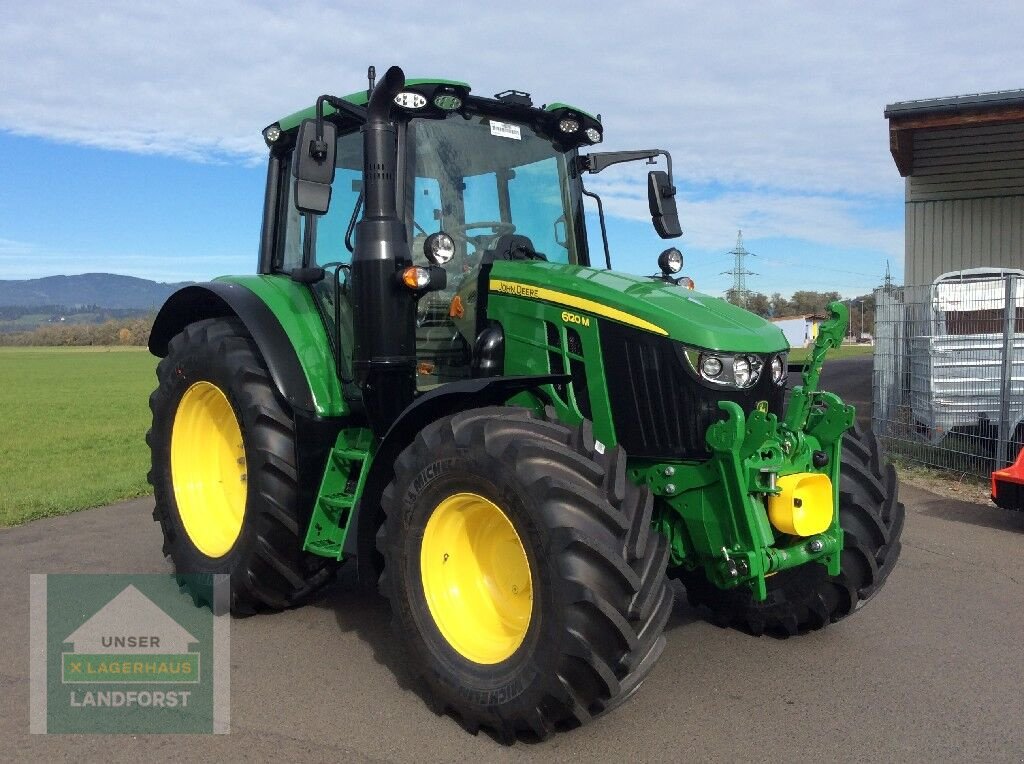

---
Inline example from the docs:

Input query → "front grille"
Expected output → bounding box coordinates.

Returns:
[599,322,785,460]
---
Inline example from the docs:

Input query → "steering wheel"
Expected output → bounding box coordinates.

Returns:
[449,221,516,255]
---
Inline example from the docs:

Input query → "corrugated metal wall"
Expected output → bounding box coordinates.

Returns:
[905,122,1024,284]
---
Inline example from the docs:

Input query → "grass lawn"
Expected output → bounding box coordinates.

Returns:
[788,343,874,362]
[0,346,157,526]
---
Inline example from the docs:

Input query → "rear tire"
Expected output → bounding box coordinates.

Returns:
[147,317,333,614]
[677,427,904,637]
[378,407,672,741]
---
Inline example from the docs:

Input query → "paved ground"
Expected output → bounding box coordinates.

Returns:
[818,357,873,431]
[4,480,1023,762]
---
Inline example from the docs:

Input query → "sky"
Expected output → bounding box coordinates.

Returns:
[1,1,1022,297]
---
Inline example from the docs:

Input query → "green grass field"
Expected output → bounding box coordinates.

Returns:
[0,347,157,526]
[788,343,874,362]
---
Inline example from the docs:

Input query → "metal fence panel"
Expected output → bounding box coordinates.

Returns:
[872,270,1024,479]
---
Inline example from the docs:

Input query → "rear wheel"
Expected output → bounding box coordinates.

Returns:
[677,427,904,637]
[378,407,672,740]
[147,317,333,614]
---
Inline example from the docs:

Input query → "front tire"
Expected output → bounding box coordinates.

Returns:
[677,427,905,637]
[147,317,333,614]
[378,407,672,740]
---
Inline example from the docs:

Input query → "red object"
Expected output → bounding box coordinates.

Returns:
[991,446,1024,511]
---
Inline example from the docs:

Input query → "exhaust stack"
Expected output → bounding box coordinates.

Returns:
[350,65,417,434]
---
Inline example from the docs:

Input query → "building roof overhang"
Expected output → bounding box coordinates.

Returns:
[884,89,1024,176]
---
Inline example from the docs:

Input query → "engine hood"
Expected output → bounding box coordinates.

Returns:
[488,260,787,353]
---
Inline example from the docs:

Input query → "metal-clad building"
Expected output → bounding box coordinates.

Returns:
[885,90,1024,284]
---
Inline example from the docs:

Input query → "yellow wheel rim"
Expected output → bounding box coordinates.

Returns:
[420,492,533,664]
[170,381,247,558]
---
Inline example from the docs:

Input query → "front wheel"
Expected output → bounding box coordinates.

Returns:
[677,427,905,637]
[147,317,333,614]
[377,407,672,740]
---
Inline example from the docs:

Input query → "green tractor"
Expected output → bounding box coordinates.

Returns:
[147,66,903,739]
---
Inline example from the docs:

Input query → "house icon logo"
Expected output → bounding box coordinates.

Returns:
[62,584,200,684]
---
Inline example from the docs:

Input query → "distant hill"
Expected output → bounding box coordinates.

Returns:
[0,273,191,309]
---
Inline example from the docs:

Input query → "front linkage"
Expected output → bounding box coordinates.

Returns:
[636,301,853,601]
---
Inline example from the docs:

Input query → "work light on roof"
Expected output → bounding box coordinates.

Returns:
[433,93,463,111]
[558,117,580,133]
[262,125,281,145]
[394,91,427,109]
[585,127,602,144]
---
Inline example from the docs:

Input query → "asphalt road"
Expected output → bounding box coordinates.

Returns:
[4,479,1023,762]
[809,356,874,431]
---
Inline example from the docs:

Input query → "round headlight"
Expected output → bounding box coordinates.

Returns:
[558,117,580,133]
[585,127,602,143]
[733,357,752,387]
[771,355,785,384]
[700,355,723,379]
[423,232,456,265]
[658,247,683,274]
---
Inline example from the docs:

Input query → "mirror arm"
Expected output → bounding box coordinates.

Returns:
[581,188,612,270]
[309,95,368,161]
[290,213,326,284]
[315,95,368,132]
[301,213,317,268]
[578,149,675,187]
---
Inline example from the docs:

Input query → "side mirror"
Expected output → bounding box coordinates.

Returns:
[292,118,337,215]
[648,170,682,239]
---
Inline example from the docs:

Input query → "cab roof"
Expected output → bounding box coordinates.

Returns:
[273,78,598,133]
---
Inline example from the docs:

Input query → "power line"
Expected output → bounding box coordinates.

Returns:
[721,229,757,306]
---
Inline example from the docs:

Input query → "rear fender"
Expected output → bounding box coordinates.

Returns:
[149,282,316,413]
[150,278,348,417]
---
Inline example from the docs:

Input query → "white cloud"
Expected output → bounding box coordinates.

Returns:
[0,239,35,257]
[1,1,1021,283]
[586,172,901,258]
[3,1,1022,194]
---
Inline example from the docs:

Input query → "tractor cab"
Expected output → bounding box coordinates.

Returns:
[263,75,680,393]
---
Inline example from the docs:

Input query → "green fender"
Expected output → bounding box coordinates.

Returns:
[148,274,348,417]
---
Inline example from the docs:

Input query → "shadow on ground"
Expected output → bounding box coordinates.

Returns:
[913,491,1024,533]
[307,569,705,743]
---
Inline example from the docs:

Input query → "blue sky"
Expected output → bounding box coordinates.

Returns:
[2,1,1022,297]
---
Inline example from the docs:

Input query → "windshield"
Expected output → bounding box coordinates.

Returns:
[407,116,580,267]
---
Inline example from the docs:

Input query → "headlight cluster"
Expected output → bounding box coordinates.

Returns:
[685,349,787,389]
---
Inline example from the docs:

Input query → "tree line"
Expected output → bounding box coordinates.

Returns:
[725,289,877,337]
[0,316,154,346]
[0,304,145,320]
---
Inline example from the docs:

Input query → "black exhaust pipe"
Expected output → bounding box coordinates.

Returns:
[351,65,417,434]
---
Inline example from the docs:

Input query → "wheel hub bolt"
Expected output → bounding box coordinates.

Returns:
[807,539,824,553]
[663,466,675,477]
[664,483,676,495]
